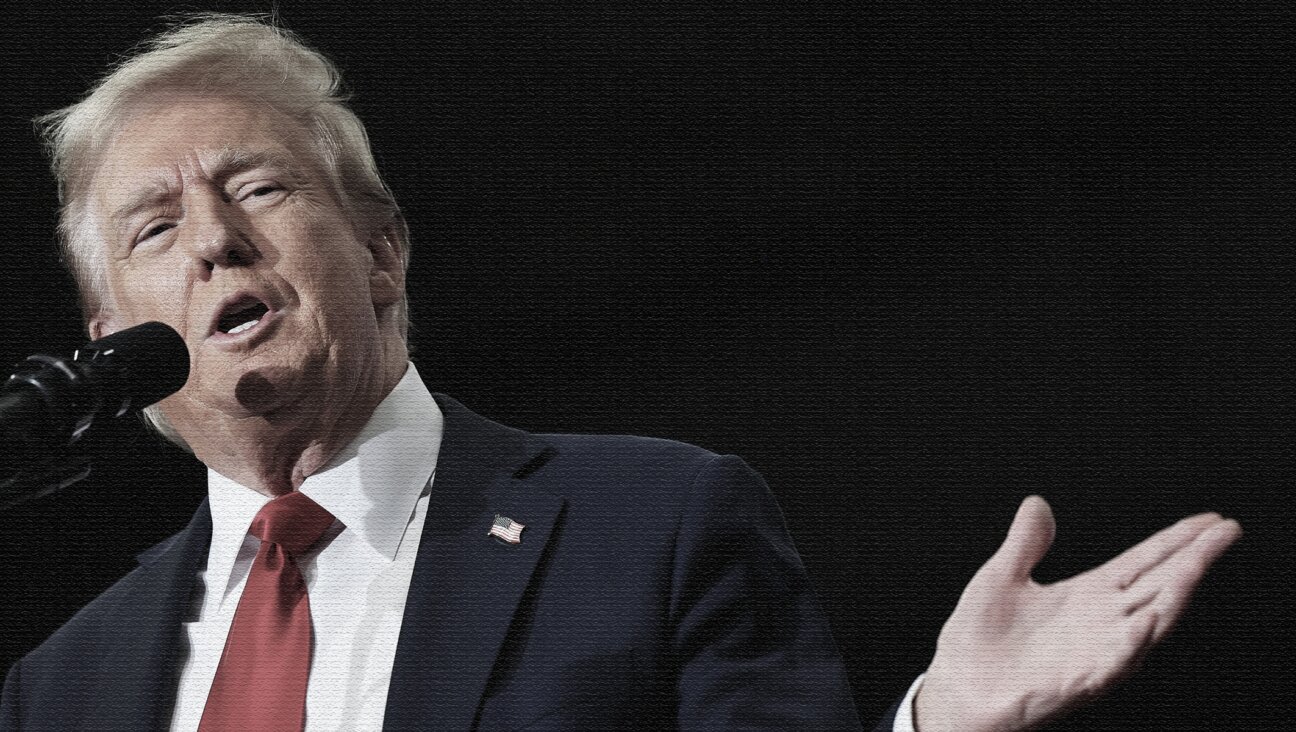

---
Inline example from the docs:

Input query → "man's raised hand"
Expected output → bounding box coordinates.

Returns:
[913,495,1241,731]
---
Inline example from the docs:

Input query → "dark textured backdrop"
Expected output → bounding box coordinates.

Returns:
[0,3,1290,729]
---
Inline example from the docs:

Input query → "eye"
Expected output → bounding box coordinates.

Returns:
[137,222,175,243]
[237,181,286,202]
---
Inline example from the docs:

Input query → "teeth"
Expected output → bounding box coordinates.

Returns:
[227,319,259,335]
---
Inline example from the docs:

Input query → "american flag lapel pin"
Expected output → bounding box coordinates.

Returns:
[489,514,526,545]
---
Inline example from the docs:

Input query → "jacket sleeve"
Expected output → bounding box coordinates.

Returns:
[668,454,865,730]
[2,659,20,730]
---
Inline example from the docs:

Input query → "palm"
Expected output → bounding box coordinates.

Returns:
[915,496,1240,732]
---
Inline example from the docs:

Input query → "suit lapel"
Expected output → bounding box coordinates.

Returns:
[383,395,565,731]
[88,499,210,730]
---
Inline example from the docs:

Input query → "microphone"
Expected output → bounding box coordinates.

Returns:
[0,322,190,507]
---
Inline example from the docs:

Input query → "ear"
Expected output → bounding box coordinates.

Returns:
[366,219,406,310]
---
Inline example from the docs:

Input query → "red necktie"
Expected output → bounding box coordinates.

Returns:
[199,491,336,731]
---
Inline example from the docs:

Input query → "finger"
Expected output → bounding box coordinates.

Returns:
[986,495,1055,581]
[1101,512,1224,590]
[1128,519,1242,642]
[1122,517,1239,613]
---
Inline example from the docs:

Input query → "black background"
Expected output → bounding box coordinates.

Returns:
[0,3,1290,729]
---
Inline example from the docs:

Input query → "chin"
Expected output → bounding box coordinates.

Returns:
[182,360,309,421]
[233,367,302,415]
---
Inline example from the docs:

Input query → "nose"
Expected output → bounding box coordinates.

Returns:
[182,188,260,275]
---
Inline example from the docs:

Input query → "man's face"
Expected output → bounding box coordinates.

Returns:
[87,95,401,431]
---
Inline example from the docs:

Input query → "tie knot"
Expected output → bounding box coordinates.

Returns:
[249,491,335,556]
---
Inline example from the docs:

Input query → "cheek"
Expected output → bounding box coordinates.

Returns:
[286,231,373,304]
[111,261,191,322]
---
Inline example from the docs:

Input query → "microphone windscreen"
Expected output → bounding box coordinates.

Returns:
[78,321,190,409]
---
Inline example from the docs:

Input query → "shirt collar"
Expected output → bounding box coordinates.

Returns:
[205,363,443,580]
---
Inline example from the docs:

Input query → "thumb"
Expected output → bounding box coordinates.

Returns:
[987,495,1056,580]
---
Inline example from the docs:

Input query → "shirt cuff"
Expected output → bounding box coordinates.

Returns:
[892,673,926,732]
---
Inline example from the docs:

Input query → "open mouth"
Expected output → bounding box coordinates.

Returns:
[216,298,270,335]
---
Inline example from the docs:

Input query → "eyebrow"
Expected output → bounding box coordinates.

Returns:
[206,148,305,183]
[107,148,305,225]
[108,180,177,226]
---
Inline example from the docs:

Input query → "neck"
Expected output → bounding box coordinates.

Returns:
[174,350,408,497]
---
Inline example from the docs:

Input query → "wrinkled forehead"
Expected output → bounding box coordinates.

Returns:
[96,145,310,227]
[90,94,319,193]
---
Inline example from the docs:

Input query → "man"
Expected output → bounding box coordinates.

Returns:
[0,15,1241,731]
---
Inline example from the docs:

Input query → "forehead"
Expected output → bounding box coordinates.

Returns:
[90,94,319,208]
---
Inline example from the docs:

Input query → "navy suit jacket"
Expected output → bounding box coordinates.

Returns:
[3,394,895,730]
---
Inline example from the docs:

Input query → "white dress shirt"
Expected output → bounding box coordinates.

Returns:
[895,674,925,732]
[169,363,443,732]
[164,362,921,730]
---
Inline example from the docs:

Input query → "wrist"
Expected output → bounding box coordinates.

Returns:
[914,666,1016,732]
